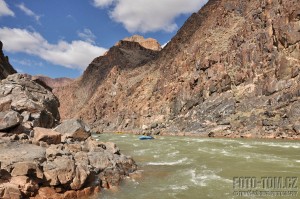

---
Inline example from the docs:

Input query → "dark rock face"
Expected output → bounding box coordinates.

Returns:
[0,41,16,80]
[56,0,299,139]
[0,74,60,134]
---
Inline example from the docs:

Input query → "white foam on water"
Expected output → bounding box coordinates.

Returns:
[146,157,189,166]
[133,149,152,156]
[295,160,300,163]
[188,169,231,187]
[169,185,189,191]
[252,142,300,149]
[167,150,180,157]
[242,144,254,148]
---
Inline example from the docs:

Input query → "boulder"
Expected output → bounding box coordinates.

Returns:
[0,142,46,173]
[33,127,61,145]
[105,142,120,154]
[70,165,90,190]
[0,74,60,132]
[43,156,75,186]
[0,111,22,131]
[0,183,22,199]
[11,162,43,179]
[54,119,91,141]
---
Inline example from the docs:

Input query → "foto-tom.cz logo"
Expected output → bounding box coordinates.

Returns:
[232,177,298,197]
[233,177,298,190]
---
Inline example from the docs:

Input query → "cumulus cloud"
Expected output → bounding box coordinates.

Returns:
[0,0,14,17]
[77,28,96,44]
[0,27,107,70]
[93,0,208,33]
[17,3,41,23]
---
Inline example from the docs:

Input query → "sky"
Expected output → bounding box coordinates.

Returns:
[0,0,208,78]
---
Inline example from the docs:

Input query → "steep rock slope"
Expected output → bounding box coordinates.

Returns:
[0,41,16,80]
[57,0,300,138]
[55,35,161,121]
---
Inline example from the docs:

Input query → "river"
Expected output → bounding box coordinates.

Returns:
[92,134,300,199]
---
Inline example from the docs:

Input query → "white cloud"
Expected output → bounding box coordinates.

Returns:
[93,0,114,7]
[93,0,208,33]
[0,0,14,17]
[77,28,96,44]
[17,3,41,23]
[11,58,43,67]
[0,27,107,70]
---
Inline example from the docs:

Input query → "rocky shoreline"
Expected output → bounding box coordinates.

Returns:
[0,74,137,199]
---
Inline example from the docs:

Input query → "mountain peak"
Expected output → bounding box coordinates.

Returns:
[116,35,162,51]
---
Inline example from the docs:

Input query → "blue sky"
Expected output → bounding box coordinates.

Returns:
[0,0,207,78]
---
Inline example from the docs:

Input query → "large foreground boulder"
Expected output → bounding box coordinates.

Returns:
[0,74,60,134]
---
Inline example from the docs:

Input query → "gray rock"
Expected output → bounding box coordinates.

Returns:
[0,111,23,131]
[0,74,60,132]
[54,119,91,141]
[0,142,46,172]
[43,156,75,186]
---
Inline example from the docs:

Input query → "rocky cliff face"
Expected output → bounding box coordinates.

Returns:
[56,0,300,139]
[55,35,161,121]
[0,41,16,80]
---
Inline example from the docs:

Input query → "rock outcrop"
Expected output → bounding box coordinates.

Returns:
[0,74,60,134]
[0,73,137,198]
[116,35,162,51]
[0,41,16,80]
[55,0,300,139]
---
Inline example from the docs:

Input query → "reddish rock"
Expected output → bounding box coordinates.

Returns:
[33,127,61,145]
[54,0,300,139]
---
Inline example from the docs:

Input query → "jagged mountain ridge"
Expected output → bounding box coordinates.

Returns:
[56,0,300,138]
[0,41,16,80]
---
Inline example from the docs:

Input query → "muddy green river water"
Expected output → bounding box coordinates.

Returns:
[92,134,300,199]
